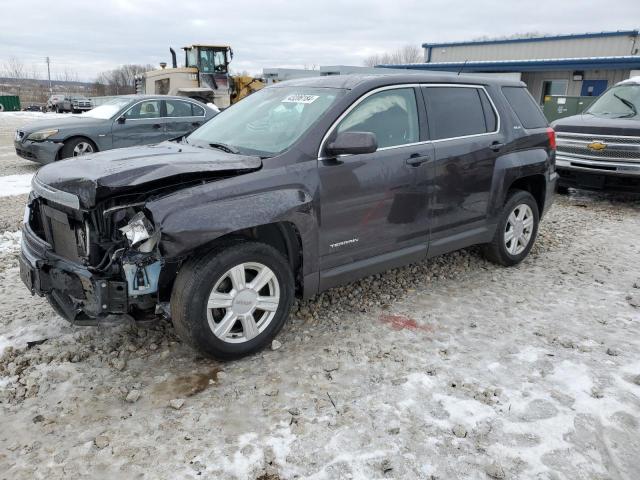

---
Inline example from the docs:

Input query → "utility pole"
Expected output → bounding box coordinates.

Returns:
[46,56,52,94]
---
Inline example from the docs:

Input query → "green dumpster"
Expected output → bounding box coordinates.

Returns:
[0,95,21,112]
[542,95,595,122]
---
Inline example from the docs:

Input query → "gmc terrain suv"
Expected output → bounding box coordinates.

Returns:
[20,73,557,359]
[553,77,640,192]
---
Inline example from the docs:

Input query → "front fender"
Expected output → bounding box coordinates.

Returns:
[146,187,318,271]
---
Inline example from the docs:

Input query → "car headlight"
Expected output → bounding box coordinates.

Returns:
[119,211,158,252]
[27,129,59,141]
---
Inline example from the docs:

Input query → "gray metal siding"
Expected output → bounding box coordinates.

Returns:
[428,36,638,63]
[520,69,632,103]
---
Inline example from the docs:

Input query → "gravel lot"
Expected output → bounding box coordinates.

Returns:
[1,112,639,480]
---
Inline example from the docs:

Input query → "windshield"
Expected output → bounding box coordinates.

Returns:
[587,84,640,118]
[199,49,228,74]
[187,86,345,156]
[81,97,132,119]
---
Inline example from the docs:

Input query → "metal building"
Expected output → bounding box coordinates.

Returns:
[381,30,640,103]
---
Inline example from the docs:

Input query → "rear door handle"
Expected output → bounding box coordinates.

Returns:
[152,123,162,129]
[406,154,430,166]
[192,122,202,127]
[490,142,505,151]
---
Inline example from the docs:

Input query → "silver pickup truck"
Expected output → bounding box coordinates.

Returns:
[552,77,640,192]
[46,95,93,113]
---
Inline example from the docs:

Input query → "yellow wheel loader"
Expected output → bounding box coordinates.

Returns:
[136,45,263,109]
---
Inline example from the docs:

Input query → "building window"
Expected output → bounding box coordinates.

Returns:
[541,80,568,103]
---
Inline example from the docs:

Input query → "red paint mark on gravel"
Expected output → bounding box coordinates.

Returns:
[379,314,433,332]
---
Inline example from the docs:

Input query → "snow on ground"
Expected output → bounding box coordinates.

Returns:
[0,173,33,197]
[0,193,638,479]
[0,111,61,120]
[0,230,21,253]
[0,108,639,479]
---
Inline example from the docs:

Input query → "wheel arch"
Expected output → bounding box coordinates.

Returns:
[490,149,550,218]
[148,188,318,299]
[158,221,304,302]
[507,174,546,215]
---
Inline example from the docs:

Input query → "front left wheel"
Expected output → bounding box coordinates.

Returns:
[59,138,96,159]
[170,241,294,360]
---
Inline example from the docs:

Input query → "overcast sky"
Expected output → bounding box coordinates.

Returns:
[1,0,639,81]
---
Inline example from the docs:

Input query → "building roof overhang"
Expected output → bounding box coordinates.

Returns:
[379,56,640,73]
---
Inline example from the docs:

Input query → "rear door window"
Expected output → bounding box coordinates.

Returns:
[191,103,205,116]
[337,88,419,149]
[423,86,492,140]
[501,86,548,129]
[165,100,194,117]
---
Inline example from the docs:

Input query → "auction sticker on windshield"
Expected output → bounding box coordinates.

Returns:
[282,94,319,104]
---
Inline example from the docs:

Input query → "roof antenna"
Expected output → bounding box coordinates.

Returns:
[457,59,468,76]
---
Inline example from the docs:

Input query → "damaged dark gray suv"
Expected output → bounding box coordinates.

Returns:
[20,73,557,359]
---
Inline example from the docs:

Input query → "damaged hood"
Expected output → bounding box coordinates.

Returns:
[34,142,262,208]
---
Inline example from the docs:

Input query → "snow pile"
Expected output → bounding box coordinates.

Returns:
[0,173,33,197]
[0,230,21,253]
[0,111,60,119]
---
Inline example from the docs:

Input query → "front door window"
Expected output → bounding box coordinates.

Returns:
[336,88,419,149]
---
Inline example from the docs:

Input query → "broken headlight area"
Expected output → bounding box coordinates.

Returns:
[114,210,163,297]
[119,211,159,253]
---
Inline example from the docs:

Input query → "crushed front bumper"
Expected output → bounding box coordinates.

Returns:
[20,221,128,321]
[14,139,63,164]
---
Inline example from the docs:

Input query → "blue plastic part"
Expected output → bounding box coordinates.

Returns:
[123,260,162,296]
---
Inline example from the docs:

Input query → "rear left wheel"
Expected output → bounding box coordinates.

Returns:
[171,241,294,360]
[482,189,539,266]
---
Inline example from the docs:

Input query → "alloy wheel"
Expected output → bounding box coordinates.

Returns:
[73,142,94,156]
[504,203,534,255]
[206,262,280,343]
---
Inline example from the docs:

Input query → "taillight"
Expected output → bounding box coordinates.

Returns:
[546,127,556,151]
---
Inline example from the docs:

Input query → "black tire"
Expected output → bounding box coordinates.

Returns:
[482,189,540,266]
[59,137,96,160]
[171,241,294,360]
[556,184,570,195]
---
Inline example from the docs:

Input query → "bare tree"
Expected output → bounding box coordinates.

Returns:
[3,56,26,79]
[95,64,154,95]
[55,67,80,83]
[29,63,41,80]
[363,45,423,67]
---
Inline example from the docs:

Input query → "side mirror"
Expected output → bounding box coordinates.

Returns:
[326,131,377,156]
[117,116,126,124]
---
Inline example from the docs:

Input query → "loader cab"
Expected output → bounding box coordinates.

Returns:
[183,45,232,74]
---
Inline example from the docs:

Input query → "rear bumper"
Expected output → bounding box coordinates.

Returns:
[20,221,128,320]
[14,139,62,164]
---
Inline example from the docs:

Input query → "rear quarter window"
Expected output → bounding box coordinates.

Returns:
[502,86,548,129]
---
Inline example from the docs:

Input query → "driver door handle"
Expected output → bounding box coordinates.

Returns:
[490,141,505,151]
[152,123,162,129]
[406,154,430,166]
